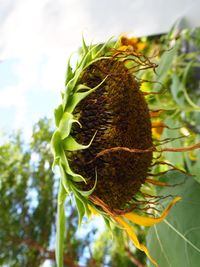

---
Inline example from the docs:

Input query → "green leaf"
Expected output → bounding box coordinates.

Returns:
[74,196,85,227]
[62,131,97,151]
[181,61,200,110]
[56,181,67,267]
[156,44,178,82]
[147,171,200,267]
[170,74,186,108]
[161,116,185,167]
[185,149,200,184]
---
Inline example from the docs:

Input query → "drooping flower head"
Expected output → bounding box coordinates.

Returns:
[51,36,200,267]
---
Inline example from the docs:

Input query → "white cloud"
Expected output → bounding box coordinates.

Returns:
[0,0,90,133]
[0,85,24,108]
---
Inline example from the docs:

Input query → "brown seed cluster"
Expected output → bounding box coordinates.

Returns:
[68,58,153,209]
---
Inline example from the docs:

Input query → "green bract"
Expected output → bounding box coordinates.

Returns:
[51,37,116,267]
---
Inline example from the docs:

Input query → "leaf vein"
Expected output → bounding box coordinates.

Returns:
[164,219,200,254]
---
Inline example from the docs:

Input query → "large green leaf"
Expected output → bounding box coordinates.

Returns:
[161,117,185,167]
[156,44,178,83]
[185,149,200,184]
[147,171,200,267]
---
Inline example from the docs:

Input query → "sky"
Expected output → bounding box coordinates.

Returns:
[0,0,200,139]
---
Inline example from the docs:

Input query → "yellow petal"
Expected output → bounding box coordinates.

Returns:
[137,42,146,51]
[118,45,130,51]
[152,121,166,139]
[189,151,197,161]
[123,196,181,227]
[115,216,158,267]
[145,178,169,187]
[88,204,100,216]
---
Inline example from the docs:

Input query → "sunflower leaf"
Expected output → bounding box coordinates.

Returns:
[170,74,186,108]
[156,43,178,82]
[147,171,200,267]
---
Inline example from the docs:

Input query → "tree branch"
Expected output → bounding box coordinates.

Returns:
[22,239,82,267]
[125,246,145,267]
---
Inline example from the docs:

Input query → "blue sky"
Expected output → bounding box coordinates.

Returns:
[0,0,199,139]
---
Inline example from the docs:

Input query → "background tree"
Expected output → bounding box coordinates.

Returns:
[0,118,144,267]
[0,119,83,267]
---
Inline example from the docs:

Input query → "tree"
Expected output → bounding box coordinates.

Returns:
[1,118,143,267]
[0,118,83,266]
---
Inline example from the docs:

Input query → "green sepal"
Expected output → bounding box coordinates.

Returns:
[74,195,85,227]
[76,169,97,197]
[77,43,99,70]
[62,131,97,151]
[64,45,95,97]
[59,163,71,195]
[62,40,110,110]
[54,104,64,127]
[93,36,114,58]
[60,149,87,183]
[103,216,111,230]
[66,76,107,113]
[73,189,91,218]
[51,130,62,169]
[82,35,88,54]
[59,112,81,140]
[65,55,74,85]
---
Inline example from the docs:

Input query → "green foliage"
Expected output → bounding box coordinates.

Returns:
[144,27,200,267]
[0,118,55,266]
[147,171,200,267]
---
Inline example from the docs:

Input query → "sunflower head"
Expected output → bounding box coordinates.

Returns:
[51,36,188,267]
[69,57,153,209]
